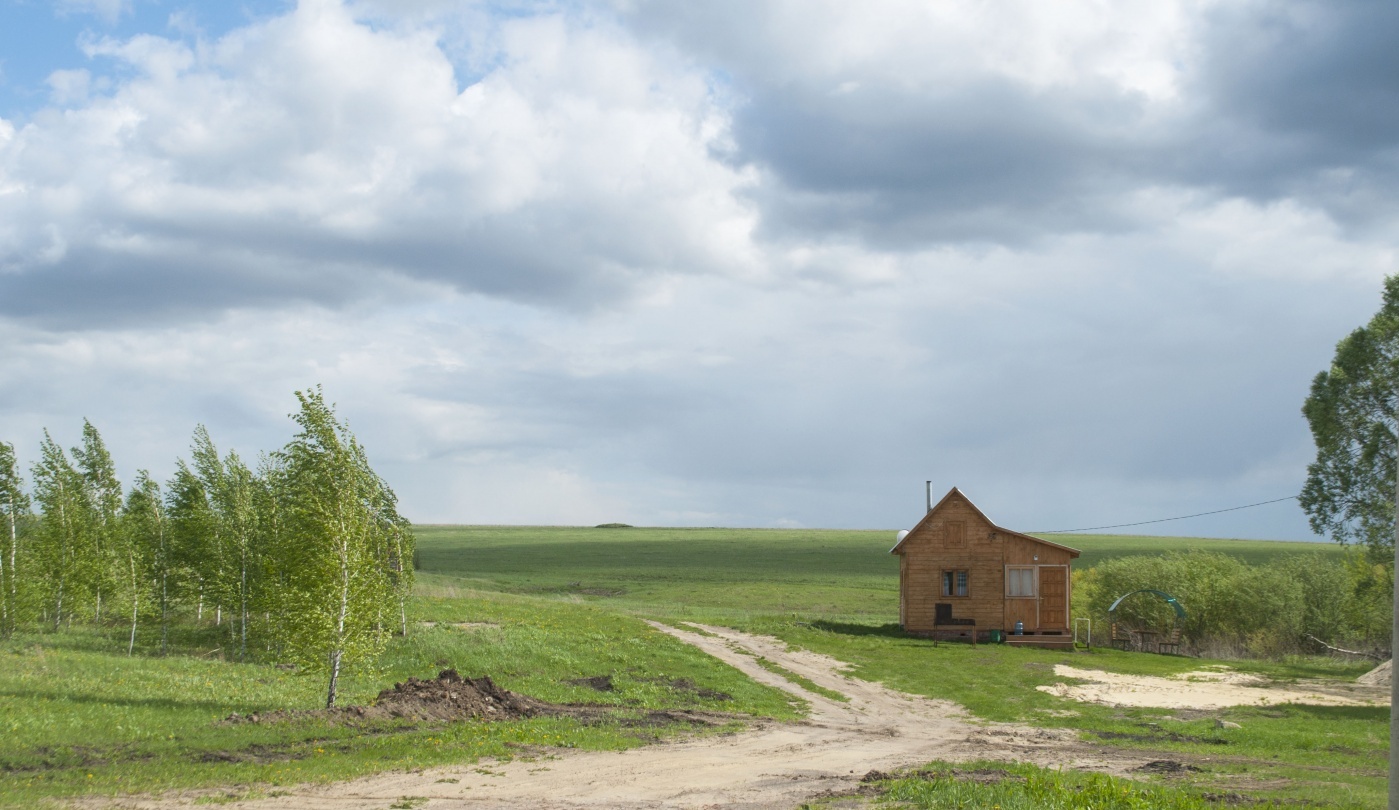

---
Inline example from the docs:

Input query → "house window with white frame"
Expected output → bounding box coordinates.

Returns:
[1006,566,1035,598]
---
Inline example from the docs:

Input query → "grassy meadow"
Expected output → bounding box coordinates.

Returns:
[1,523,1379,809]
[0,590,796,807]
[414,524,1342,621]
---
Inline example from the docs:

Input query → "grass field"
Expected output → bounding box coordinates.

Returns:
[414,525,1342,621]
[1,524,1377,808]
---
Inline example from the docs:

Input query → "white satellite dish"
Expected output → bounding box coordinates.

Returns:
[895,529,910,543]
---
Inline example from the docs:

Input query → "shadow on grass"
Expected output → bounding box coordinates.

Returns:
[1234,703,1391,723]
[807,620,909,639]
[0,686,270,715]
[3,625,264,662]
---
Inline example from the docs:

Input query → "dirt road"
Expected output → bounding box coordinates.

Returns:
[107,623,1146,810]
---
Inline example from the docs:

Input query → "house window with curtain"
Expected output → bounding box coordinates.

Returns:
[1006,566,1035,597]
[942,569,969,597]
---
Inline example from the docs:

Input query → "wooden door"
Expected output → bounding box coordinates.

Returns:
[1038,566,1067,629]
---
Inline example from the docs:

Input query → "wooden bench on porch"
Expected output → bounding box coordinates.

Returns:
[934,602,977,644]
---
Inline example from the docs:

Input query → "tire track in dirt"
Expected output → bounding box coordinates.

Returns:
[94,622,1152,810]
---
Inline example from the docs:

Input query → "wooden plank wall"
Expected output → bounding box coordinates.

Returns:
[900,496,1075,634]
[901,498,1006,633]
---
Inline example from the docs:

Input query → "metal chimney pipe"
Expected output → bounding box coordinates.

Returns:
[926,480,932,513]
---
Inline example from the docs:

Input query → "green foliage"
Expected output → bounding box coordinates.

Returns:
[1050,533,1344,570]
[30,430,89,628]
[1073,550,1387,655]
[73,419,122,624]
[5,391,412,706]
[117,471,164,654]
[272,387,405,707]
[165,457,217,620]
[1300,274,1399,555]
[0,441,30,637]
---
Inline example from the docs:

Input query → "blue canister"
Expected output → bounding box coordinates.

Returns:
[1013,621,1024,635]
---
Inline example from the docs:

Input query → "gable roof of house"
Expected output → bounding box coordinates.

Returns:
[888,486,1081,558]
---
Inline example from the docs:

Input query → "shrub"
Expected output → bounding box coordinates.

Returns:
[1073,549,1384,658]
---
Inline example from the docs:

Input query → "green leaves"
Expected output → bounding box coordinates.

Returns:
[0,441,30,637]
[273,387,404,706]
[1074,549,1388,654]
[4,389,412,702]
[1301,274,1399,554]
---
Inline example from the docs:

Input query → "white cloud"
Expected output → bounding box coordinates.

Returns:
[0,1,758,325]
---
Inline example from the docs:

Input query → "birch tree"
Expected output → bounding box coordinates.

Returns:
[31,432,86,629]
[189,426,231,629]
[166,460,215,624]
[371,477,414,637]
[254,454,295,659]
[73,421,121,623]
[121,472,164,655]
[215,451,259,661]
[275,388,393,708]
[0,442,30,638]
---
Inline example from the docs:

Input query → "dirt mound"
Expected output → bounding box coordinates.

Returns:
[225,670,544,726]
[373,669,544,721]
[1358,659,1391,687]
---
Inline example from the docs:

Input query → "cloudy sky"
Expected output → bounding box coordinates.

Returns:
[1,0,1395,539]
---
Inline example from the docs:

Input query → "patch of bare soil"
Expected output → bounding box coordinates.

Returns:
[224,670,545,726]
[1133,759,1202,775]
[1038,665,1389,710]
[565,675,615,692]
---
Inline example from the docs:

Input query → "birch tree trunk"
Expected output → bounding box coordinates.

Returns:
[128,549,138,655]
[326,536,351,708]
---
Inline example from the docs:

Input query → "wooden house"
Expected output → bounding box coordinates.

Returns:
[890,487,1080,647]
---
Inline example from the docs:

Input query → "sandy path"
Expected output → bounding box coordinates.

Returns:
[100,623,1144,810]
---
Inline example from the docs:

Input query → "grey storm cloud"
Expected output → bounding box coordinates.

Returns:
[625,0,1399,247]
[729,80,1150,247]
[1180,1,1399,227]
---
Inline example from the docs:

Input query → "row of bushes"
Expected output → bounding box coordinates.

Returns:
[1072,549,1391,658]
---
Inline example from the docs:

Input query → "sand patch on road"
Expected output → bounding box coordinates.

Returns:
[1038,664,1387,709]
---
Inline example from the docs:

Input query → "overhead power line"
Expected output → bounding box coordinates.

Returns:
[1032,495,1300,534]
